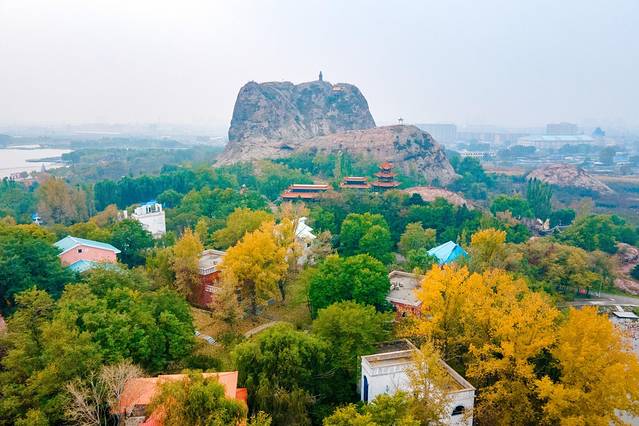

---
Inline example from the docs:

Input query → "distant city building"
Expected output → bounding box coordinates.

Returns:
[546,122,578,135]
[418,123,457,145]
[592,127,606,138]
[372,162,400,190]
[517,134,595,149]
[126,201,166,238]
[340,176,371,189]
[361,340,475,425]
[281,184,330,201]
[54,236,121,272]
[458,150,493,159]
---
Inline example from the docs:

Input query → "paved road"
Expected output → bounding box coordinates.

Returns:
[564,292,639,307]
[244,321,281,338]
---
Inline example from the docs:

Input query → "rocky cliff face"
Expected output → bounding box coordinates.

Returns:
[527,164,614,194]
[218,124,458,185]
[228,80,375,143]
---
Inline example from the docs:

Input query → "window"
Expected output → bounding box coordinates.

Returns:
[205,285,214,293]
[452,405,465,416]
[363,376,369,402]
[77,248,83,253]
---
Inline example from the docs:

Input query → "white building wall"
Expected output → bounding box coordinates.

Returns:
[361,358,474,426]
[131,203,166,238]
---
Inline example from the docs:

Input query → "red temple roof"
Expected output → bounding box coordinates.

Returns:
[379,162,394,169]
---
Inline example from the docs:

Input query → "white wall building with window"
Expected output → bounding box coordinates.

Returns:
[361,341,475,425]
[128,201,166,238]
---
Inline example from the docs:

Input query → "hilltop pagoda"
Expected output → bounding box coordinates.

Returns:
[371,162,400,190]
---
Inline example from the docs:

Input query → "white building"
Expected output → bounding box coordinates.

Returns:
[294,217,316,265]
[361,341,475,425]
[128,201,166,238]
[546,122,578,135]
[517,134,596,149]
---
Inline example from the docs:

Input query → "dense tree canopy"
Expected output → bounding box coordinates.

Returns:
[233,323,329,425]
[0,224,72,314]
[0,269,194,425]
[308,254,390,317]
[312,302,392,402]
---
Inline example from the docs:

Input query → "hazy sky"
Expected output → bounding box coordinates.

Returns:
[1,0,638,132]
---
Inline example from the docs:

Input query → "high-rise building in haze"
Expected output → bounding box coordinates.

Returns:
[546,122,578,135]
[417,123,457,145]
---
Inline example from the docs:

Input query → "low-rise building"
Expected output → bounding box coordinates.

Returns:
[387,270,423,317]
[117,371,247,426]
[427,241,468,265]
[295,217,316,265]
[281,184,330,201]
[190,249,226,308]
[361,340,475,425]
[54,236,121,271]
[340,176,371,189]
[126,201,166,238]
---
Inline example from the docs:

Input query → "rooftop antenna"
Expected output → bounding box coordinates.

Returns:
[319,71,323,81]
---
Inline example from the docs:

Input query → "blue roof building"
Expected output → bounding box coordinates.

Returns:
[54,236,121,256]
[427,241,468,265]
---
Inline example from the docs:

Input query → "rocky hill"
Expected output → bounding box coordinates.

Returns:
[527,164,614,194]
[228,80,375,143]
[219,78,458,184]
[218,124,458,184]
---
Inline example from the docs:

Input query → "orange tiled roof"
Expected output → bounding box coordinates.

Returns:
[118,371,241,415]
[372,181,401,188]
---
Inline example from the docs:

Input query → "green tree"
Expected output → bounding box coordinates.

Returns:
[359,224,393,264]
[149,372,248,426]
[560,214,636,253]
[490,195,533,218]
[398,222,436,256]
[308,254,390,317]
[526,178,553,220]
[339,213,391,257]
[0,224,72,314]
[110,219,153,267]
[233,323,329,425]
[323,392,419,426]
[312,302,392,402]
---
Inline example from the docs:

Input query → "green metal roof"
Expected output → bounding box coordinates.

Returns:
[54,236,121,255]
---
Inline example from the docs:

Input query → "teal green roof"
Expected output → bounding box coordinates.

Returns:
[54,236,121,255]
[68,260,121,273]
[427,241,468,265]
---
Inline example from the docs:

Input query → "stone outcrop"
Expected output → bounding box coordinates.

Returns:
[219,78,457,184]
[218,124,458,185]
[228,80,375,143]
[527,164,613,194]
[403,186,471,207]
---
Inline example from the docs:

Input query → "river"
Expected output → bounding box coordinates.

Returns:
[0,146,71,178]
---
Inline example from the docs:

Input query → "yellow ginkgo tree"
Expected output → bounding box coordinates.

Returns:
[219,222,287,316]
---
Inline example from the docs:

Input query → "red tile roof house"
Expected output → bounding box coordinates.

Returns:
[116,371,247,426]
[54,236,121,272]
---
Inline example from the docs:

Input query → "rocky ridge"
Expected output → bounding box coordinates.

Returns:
[218,124,458,185]
[527,164,614,194]
[228,80,375,143]
[219,79,457,185]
